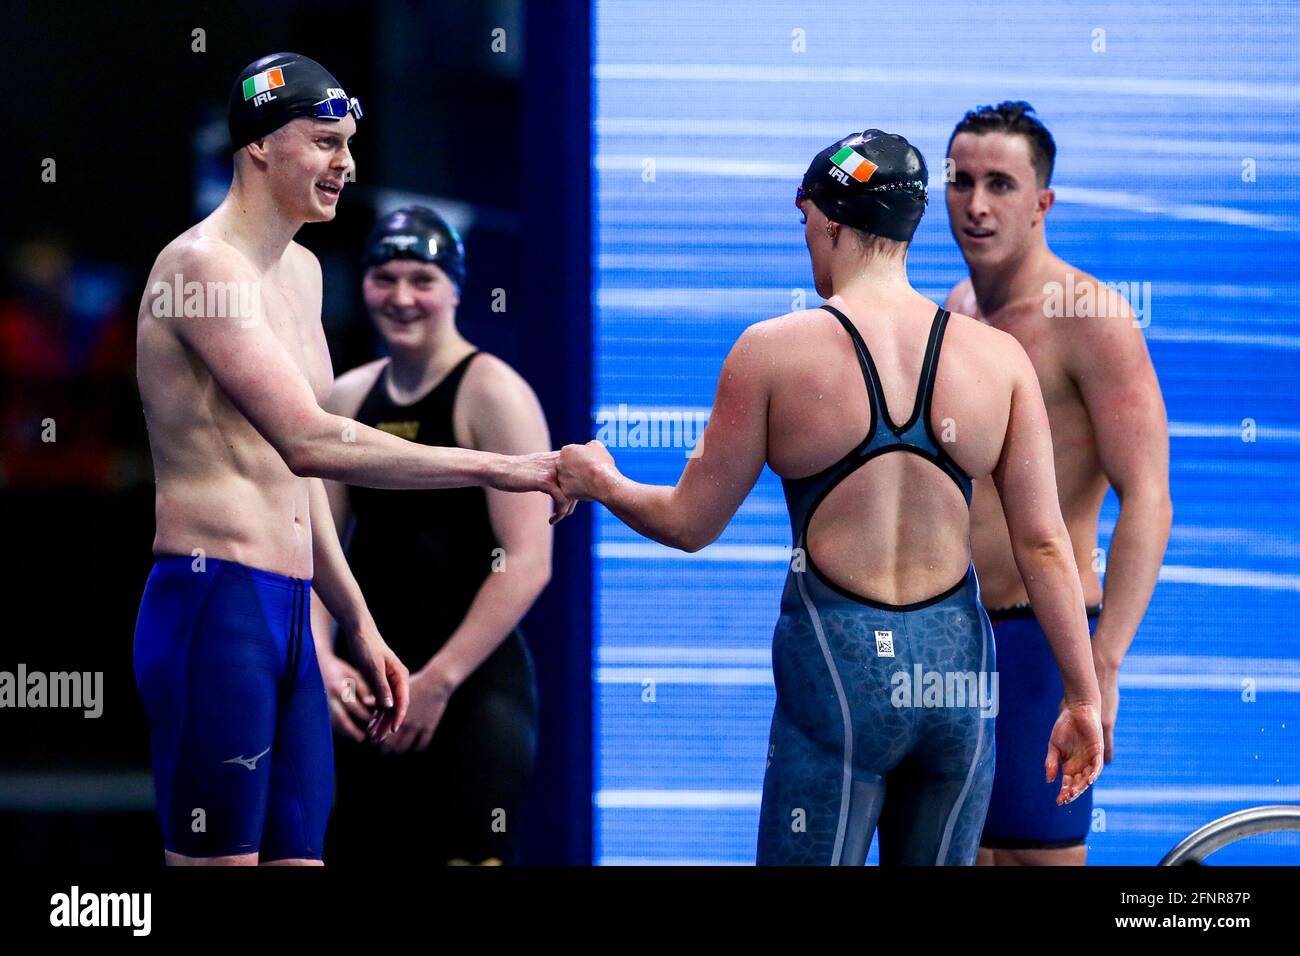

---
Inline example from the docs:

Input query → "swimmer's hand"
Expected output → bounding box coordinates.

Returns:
[341,628,410,742]
[1045,701,1104,806]
[377,669,454,755]
[557,440,618,504]
[491,451,576,526]
[319,652,377,743]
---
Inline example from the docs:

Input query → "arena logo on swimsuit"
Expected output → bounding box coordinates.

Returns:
[889,666,999,718]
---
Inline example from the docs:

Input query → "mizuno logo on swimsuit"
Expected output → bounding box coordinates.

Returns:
[889,666,999,718]
[224,746,271,770]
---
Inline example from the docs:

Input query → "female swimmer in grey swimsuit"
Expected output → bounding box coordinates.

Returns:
[558,130,1104,865]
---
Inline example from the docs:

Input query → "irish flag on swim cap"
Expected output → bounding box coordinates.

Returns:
[830,146,878,183]
[242,68,286,101]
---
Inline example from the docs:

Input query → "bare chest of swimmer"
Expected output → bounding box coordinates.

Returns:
[977,305,1080,416]
[257,278,331,401]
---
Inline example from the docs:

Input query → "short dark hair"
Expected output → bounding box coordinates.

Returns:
[947,101,1056,188]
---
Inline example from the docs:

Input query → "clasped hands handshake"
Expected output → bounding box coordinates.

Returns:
[536,439,619,526]
[319,440,619,748]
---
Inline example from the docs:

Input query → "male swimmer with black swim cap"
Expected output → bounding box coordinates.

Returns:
[559,130,1104,864]
[133,54,573,866]
[943,102,1172,866]
[312,206,551,865]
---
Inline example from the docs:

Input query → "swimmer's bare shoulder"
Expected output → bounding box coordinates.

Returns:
[457,353,550,451]
[743,307,832,351]
[1038,260,1157,399]
[284,238,325,306]
[753,307,828,331]
[943,276,977,318]
[946,306,1025,360]
[1049,263,1139,328]
[140,227,337,471]
[137,229,262,424]
[937,308,1039,480]
[150,226,257,293]
[459,353,540,414]
[708,310,818,391]
[140,228,261,350]
[756,303,1018,385]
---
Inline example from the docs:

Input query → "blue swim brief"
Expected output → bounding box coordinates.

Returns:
[133,554,333,860]
[979,604,1101,850]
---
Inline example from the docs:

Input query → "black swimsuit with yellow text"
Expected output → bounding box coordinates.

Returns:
[327,352,539,866]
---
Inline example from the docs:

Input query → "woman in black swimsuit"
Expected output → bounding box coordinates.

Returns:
[311,207,553,865]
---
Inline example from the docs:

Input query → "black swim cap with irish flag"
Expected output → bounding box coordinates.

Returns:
[798,130,929,242]
[227,52,362,152]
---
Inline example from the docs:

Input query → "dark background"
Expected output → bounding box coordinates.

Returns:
[0,0,592,864]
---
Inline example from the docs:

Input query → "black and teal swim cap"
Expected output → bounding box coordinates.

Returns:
[362,206,466,293]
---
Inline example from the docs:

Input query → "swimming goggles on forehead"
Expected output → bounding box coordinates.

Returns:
[311,95,364,120]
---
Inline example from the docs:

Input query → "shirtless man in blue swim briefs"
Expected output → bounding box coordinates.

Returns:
[943,102,1171,866]
[133,53,572,866]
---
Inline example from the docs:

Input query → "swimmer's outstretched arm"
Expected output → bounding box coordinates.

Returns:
[558,326,771,550]
[157,243,572,519]
[993,342,1104,804]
